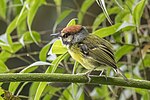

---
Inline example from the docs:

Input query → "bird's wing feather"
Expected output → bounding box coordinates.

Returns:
[80,35,117,68]
[88,47,116,68]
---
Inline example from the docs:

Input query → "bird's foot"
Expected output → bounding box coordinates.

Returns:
[76,70,93,83]
[99,70,104,76]
[99,69,107,81]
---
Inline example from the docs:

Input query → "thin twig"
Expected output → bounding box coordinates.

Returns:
[135,29,147,79]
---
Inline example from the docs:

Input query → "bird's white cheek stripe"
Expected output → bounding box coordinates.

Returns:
[60,38,70,48]
[60,38,63,45]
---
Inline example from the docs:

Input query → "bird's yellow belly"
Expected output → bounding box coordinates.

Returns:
[68,50,83,64]
[68,49,95,69]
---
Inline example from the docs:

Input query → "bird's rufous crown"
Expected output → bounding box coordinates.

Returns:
[61,25,82,36]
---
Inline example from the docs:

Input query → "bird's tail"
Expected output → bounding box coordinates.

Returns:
[114,68,128,81]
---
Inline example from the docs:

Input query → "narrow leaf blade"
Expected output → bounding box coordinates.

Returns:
[115,45,135,61]
[133,0,147,27]
[77,0,95,24]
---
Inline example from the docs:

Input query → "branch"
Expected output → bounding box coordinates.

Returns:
[0,73,150,89]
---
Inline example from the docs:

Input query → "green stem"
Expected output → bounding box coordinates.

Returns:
[0,73,150,89]
[135,28,146,79]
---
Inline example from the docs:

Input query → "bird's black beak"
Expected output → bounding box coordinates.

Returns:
[50,32,61,38]
[49,32,60,45]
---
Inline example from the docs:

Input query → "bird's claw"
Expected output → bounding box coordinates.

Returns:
[76,70,92,83]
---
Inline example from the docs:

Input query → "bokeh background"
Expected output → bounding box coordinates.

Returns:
[0,0,150,100]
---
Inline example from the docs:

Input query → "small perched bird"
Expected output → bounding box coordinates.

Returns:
[59,25,127,81]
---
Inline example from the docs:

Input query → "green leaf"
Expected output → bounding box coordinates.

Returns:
[6,12,27,35]
[135,89,150,100]
[116,22,135,32]
[27,0,45,44]
[13,0,23,15]
[115,11,129,23]
[0,87,4,95]
[133,0,147,27]
[29,82,40,99]
[93,23,135,38]
[39,43,51,61]
[0,42,22,62]
[66,18,78,27]
[53,10,73,33]
[139,54,150,69]
[9,82,20,94]
[11,42,22,53]
[0,35,14,53]
[34,52,69,100]
[144,54,150,67]
[16,82,28,96]
[27,0,45,26]
[43,85,61,100]
[0,0,6,19]
[5,11,27,45]
[1,45,12,53]
[0,51,11,62]
[72,61,79,74]
[9,61,51,94]
[90,86,110,100]
[77,0,95,24]
[96,0,112,25]
[16,3,26,26]
[19,31,41,46]
[49,52,69,73]
[49,40,67,54]
[0,41,8,47]
[113,31,122,43]
[0,42,22,54]
[17,18,27,36]
[59,84,84,100]
[93,23,121,37]
[59,85,74,100]
[0,34,9,45]
[19,34,25,46]
[0,60,9,73]
[92,7,120,31]
[21,61,51,73]
[34,82,47,100]
[115,45,135,62]
[0,96,3,100]
[114,0,124,10]
[56,10,72,24]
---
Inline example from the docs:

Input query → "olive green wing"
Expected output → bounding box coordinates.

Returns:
[85,35,114,55]
[88,46,117,68]
[81,35,117,69]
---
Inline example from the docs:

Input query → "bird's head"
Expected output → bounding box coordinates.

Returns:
[60,25,89,46]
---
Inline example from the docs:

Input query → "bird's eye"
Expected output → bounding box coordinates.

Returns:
[63,33,70,38]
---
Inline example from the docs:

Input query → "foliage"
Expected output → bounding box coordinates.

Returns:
[0,0,149,99]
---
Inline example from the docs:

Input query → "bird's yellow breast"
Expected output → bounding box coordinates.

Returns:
[68,45,95,69]
[68,48,83,65]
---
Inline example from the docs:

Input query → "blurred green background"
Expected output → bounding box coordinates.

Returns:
[0,0,150,100]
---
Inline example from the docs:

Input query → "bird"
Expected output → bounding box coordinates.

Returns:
[59,25,128,81]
